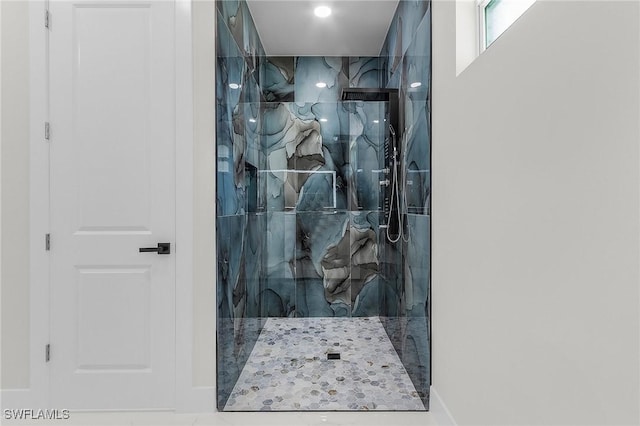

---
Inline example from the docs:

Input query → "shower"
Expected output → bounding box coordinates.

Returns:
[341,88,410,243]
[216,0,431,413]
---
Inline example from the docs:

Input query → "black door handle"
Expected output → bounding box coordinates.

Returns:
[139,243,171,255]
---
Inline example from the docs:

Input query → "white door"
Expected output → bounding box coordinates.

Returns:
[49,0,176,409]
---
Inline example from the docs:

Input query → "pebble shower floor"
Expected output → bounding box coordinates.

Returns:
[223,317,426,411]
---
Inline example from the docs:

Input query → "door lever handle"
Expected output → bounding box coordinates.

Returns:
[139,242,171,255]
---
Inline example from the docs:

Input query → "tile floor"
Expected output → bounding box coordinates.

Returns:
[224,317,426,411]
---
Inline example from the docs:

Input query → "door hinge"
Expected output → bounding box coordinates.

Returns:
[44,122,50,140]
[45,344,50,362]
[45,10,50,29]
[45,234,50,251]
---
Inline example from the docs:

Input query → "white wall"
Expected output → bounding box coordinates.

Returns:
[432,1,640,425]
[192,0,216,388]
[1,0,31,390]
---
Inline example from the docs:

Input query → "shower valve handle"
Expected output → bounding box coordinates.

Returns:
[379,179,390,187]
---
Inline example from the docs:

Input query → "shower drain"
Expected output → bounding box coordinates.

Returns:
[327,353,341,360]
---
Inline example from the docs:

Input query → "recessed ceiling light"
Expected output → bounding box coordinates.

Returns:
[320,118,328,122]
[314,6,331,18]
[316,82,327,88]
[229,83,241,89]
[249,118,257,123]
[373,120,380,124]
[410,82,422,88]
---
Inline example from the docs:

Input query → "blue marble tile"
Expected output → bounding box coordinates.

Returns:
[294,258,334,317]
[262,57,295,102]
[377,238,404,318]
[352,278,380,317]
[244,101,260,170]
[242,61,261,174]
[216,131,241,216]
[262,103,326,210]
[405,215,430,315]
[217,215,246,321]
[307,104,351,196]
[347,101,386,211]
[261,103,287,211]
[262,102,353,212]
[402,10,431,215]
[350,211,380,315]
[217,10,247,216]
[245,213,266,317]
[242,64,260,167]
[295,57,349,103]
[379,49,390,88]
[381,13,402,80]
[241,1,263,74]
[217,0,244,55]
[262,212,297,317]
[403,8,431,100]
[296,211,351,312]
[308,102,351,151]
[295,164,340,212]
[381,1,430,87]
[386,68,402,90]
[216,9,235,60]
[349,57,383,88]
[379,9,431,383]
[403,103,430,215]
[397,0,430,57]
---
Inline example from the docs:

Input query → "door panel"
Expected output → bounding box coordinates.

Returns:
[73,5,152,232]
[76,266,151,370]
[49,0,175,409]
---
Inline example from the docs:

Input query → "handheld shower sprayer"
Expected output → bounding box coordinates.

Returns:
[385,124,410,244]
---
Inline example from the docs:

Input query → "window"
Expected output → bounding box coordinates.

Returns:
[478,0,536,51]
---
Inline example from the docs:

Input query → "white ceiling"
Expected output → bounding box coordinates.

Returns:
[245,1,400,56]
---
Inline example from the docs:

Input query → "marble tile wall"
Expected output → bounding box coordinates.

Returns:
[380,0,432,409]
[258,55,389,320]
[216,0,266,408]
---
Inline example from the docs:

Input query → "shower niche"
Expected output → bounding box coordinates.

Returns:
[216,0,431,412]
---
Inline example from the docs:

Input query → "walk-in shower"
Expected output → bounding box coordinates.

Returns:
[216,0,431,412]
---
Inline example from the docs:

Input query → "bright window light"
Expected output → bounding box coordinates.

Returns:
[479,0,536,50]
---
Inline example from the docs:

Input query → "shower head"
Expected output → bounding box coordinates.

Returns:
[341,88,402,158]
[341,89,391,102]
